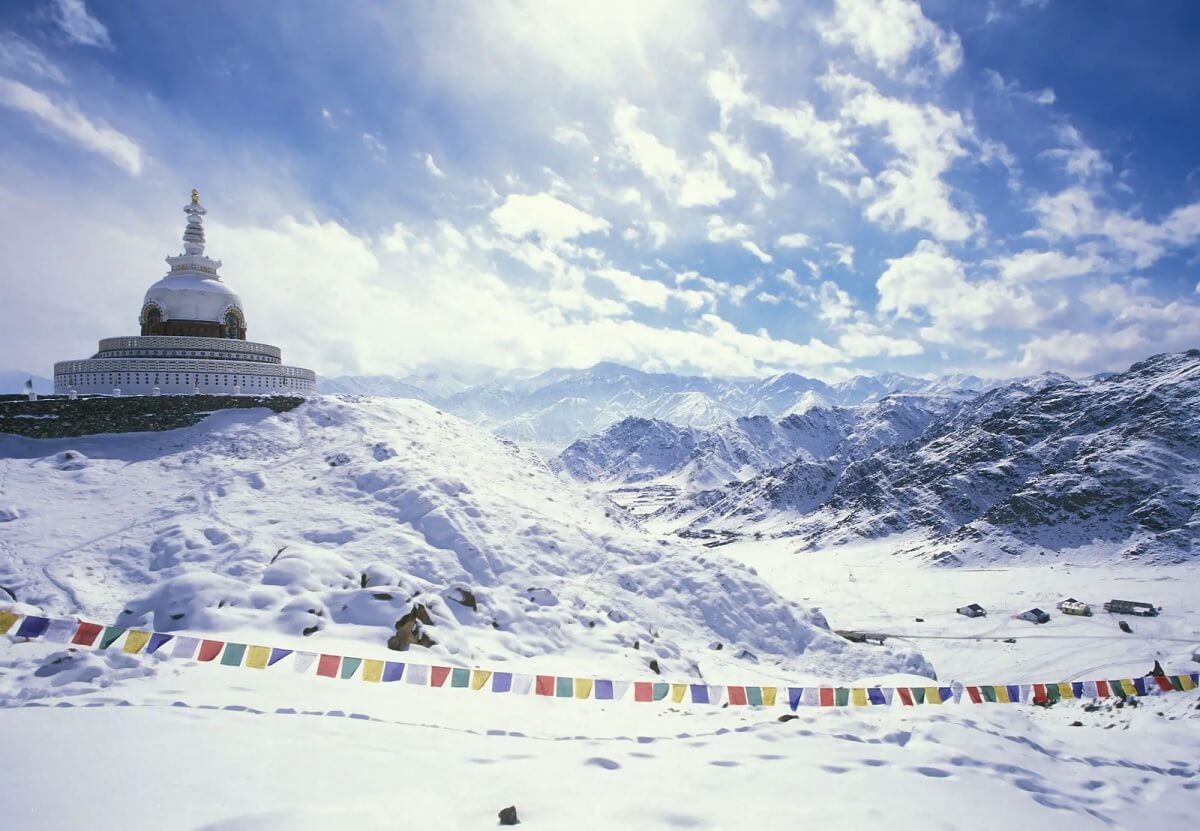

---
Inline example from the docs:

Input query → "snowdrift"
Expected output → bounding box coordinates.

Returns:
[0,396,927,683]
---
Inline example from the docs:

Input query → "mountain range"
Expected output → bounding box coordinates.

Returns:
[320,362,1000,449]
[557,351,1200,565]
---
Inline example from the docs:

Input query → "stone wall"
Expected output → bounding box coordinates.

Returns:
[0,394,304,439]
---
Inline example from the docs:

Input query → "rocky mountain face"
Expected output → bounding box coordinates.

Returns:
[559,393,956,493]
[320,361,992,449]
[664,352,1200,564]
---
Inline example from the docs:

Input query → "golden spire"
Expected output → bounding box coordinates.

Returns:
[191,188,199,205]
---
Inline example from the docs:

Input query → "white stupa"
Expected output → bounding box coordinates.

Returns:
[54,190,316,396]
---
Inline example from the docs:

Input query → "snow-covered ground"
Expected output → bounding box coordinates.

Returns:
[3,399,1200,828]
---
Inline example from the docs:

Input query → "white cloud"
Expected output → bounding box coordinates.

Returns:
[708,56,860,173]
[984,69,1055,105]
[706,214,751,242]
[489,192,610,242]
[49,0,112,49]
[320,107,335,127]
[748,0,782,20]
[612,101,735,208]
[0,32,67,84]
[361,132,387,161]
[422,152,446,178]
[838,322,923,357]
[825,72,985,241]
[552,124,590,145]
[0,77,141,174]
[709,132,776,197]
[741,240,773,263]
[877,240,1047,341]
[593,268,672,310]
[776,232,812,249]
[1030,186,1200,269]
[818,0,962,79]
[990,249,1102,283]
[1042,124,1111,181]
[825,242,855,269]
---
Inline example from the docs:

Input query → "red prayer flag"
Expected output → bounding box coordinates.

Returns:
[316,654,341,677]
[1095,680,1110,697]
[897,687,914,706]
[1033,683,1047,700]
[71,621,102,646]
[727,686,748,705]
[197,640,224,662]
[967,686,983,703]
[431,666,452,687]
[634,682,653,702]
[535,675,555,696]
[1154,675,1173,692]
[818,687,835,707]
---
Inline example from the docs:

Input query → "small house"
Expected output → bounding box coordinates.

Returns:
[957,603,987,618]
[1104,599,1158,617]
[1017,608,1050,624]
[1057,598,1092,616]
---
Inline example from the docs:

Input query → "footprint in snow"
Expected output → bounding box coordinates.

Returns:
[584,757,621,770]
[913,767,952,778]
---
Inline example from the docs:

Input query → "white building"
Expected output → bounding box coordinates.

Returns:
[54,191,316,396]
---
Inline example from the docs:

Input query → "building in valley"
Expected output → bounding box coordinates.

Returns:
[54,191,316,396]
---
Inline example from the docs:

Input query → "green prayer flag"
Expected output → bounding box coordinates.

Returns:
[451,667,470,688]
[99,627,125,649]
[835,687,850,706]
[912,687,926,705]
[555,676,573,697]
[746,686,763,706]
[341,657,363,679]
[220,643,247,667]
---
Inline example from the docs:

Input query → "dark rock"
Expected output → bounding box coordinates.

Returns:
[1119,621,1132,633]
[388,603,436,651]
[777,714,799,722]
[498,806,520,826]
[649,659,661,675]
[1070,721,1083,727]
[0,394,303,439]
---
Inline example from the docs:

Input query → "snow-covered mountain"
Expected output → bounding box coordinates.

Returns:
[320,362,998,449]
[0,396,927,682]
[668,351,1200,563]
[0,371,53,396]
[559,393,957,494]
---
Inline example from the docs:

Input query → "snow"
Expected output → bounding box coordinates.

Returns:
[4,396,1200,828]
[0,397,924,684]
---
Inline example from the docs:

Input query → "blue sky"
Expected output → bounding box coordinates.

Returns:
[1,0,1198,381]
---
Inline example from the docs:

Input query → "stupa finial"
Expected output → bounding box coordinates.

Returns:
[182,189,207,255]
[191,188,199,204]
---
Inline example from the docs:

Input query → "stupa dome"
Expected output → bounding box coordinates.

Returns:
[142,274,243,326]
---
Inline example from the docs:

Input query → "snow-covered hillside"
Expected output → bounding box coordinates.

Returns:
[667,351,1200,563]
[0,396,926,683]
[319,361,996,449]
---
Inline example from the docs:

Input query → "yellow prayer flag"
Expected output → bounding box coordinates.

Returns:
[245,645,271,669]
[0,611,18,636]
[851,688,868,706]
[574,678,593,699]
[995,686,1011,704]
[122,630,151,654]
[1120,679,1137,696]
[670,684,687,703]
[762,687,778,706]
[361,659,384,682]
[925,686,942,704]
[1058,682,1074,699]
[1179,675,1196,692]
[471,670,492,690]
